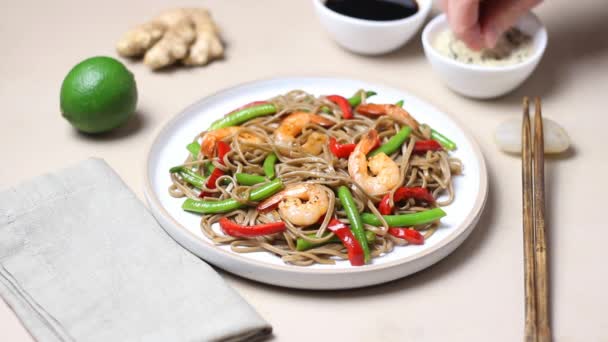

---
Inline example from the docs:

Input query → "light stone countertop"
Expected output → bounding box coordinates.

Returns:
[1,1,607,341]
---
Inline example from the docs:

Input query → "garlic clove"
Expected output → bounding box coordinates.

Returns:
[494,117,570,154]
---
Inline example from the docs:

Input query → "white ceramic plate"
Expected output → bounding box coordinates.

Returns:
[144,77,488,290]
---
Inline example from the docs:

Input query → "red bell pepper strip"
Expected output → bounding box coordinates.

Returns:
[388,227,424,245]
[328,137,356,158]
[219,217,286,238]
[327,218,365,266]
[327,95,353,119]
[199,141,231,198]
[413,140,443,153]
[378,187,435,215]
[216,140,231,161]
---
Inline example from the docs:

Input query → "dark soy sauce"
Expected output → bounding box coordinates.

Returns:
[325,0,419,21]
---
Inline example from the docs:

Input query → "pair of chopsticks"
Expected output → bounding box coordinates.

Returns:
[521,97,551,342]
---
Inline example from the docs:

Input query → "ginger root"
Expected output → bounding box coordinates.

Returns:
[116,8,224,70]
[183,9,224,66]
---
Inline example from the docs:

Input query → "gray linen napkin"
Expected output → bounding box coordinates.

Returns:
[0,158,271,342]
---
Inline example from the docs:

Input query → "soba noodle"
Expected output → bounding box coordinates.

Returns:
[169,90,462,266]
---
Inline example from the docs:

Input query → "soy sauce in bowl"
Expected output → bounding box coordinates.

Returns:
[325,0,419,21]
[313,0,430,54]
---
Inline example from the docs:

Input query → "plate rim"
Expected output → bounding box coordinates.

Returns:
[143,76,488,277]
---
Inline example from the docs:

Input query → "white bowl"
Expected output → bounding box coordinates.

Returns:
[312,0,432,55]
[421,13,548,99]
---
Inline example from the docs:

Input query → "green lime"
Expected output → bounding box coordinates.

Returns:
[60,56,137,134]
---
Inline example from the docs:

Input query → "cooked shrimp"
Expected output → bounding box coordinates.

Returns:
[348,129,400,196]
[356,104,420,131]
[274,112,334,146]
[257,183,330,226]
[200,127,262,158]
[301,132,327,155]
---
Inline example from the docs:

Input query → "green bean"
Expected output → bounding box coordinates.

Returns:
[368,126,412,157]
[209,103,277,130]
[296,231,376,251]
[182,179,284,214]
[263,152,278,179]
[348,90,377,107]
[430,128,457,151]
[182,197,242,214]
[361,208,446,227]
[235,173,266,186]
[170,166,206,188]
[337,186,371,263]
[249,179,283,201]
[395,100,404,107]
[186,142,201,158]
[320,106,331,114]
[205,163,215,176]
[422,124,457,150]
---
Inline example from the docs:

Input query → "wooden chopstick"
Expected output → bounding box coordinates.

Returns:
[533,98,551,342]
[521,97,552,342]
[522,97,537,342]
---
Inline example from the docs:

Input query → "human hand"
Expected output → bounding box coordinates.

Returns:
[440,0,542,50]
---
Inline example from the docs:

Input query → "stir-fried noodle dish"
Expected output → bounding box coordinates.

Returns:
[169,90,462,266]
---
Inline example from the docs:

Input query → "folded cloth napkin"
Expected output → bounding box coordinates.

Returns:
[0,158,272,342]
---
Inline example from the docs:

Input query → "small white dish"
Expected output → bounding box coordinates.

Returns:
[144,77,488,290]
[312,0,432,55]
[422,13,548,99]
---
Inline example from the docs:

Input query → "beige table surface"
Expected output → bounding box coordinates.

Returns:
[1,0,607,341]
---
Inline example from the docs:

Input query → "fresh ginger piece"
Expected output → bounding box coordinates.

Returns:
[143,20,195,69]
[116,22,166,57]
[183,9,224,66]
[116,8,224,70]
[142,9,196,69]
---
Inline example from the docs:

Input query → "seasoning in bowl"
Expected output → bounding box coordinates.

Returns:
[324,0,419,21]
[434,28,533,66]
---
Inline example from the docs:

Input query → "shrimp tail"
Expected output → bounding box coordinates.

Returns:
[200,134,218,158]
[309,114,335,127]
[355,103,387,116]
[356,103,420,131]
[359,129,380,154]
[200,126,240,158]
[257,185,309,212]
